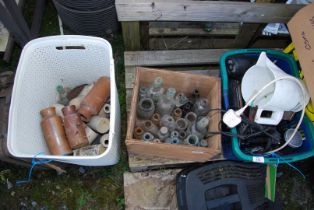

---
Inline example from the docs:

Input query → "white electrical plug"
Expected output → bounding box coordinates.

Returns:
[223,109,242,128]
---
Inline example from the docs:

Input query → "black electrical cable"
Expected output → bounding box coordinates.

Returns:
[207,129,272,140]
[205,109,281,142]
[240,115,281,142]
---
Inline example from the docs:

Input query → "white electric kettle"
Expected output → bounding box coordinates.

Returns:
[241,52,310,125]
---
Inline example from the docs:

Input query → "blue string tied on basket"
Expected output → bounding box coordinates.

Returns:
[268,152,306,180]
[16,152,53,185]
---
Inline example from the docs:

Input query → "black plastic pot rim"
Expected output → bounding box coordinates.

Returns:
[54,0,114,11]
[53,0,115,14]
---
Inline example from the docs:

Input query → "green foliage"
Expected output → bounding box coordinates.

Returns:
[116,196,125,209]
[0,169,10,184]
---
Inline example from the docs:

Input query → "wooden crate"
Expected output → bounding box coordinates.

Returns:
[126,67,222,161]
[115,0,303,50]
[124,49,226,171]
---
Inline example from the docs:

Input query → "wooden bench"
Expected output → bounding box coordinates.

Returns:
[116,0,303,50]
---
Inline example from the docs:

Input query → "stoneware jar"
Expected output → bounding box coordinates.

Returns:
[79,76,110,122]
[40,107,72,155]
[63,105,89,149]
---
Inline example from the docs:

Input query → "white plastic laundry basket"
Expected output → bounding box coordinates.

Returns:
[7,35,120,166]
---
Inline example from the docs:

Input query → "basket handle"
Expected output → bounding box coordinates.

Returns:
[55,45,85,50]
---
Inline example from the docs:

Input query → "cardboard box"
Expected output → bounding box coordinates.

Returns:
[126,67,222,162]
[288,3,314,100]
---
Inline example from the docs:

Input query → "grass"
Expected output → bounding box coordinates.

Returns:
[0,1,128,209]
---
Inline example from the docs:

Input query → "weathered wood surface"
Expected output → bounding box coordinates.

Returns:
[149,36,290,50]
[124,49,228,66]
[116,0,303,23]
[149,37,235,50]
[125,68,219,89]
[124,169,180,209]
[149,22,240,36]
[128,154,193,172]
[233,23,261,48]
[122,22,141,51]
[117,0,297,50]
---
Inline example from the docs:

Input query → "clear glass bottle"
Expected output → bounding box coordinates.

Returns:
[137,98,155,119]
[157,126,169,141]
[191,117,209,139]
[193,98,210,116]
[148,77,164,103]
[160,114,176,131]
[184,134,199,146]
[156,87,176,116]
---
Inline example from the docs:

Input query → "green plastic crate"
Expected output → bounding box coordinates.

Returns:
[220,49,314,164]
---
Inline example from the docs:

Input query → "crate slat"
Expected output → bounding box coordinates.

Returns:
[124,49,228,66]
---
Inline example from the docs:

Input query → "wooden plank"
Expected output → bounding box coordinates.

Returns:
[122,22,141,50]
[124,170,180,209]
[140,22,149,50]
[149,37,235,50]
[125,68,219,89]
[125,66,137,88]
[116,0,303,23]
[124,49,228,66]
[128,154,192,172]
[232,0,276,48]
[126,89,133,113]
[149,22,240,36]
[149,36,290,50]
[233,23,261,48]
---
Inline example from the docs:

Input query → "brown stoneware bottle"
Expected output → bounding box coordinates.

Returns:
[78,76,110,122]
[40,107,72,155]
[63,105,89,149]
